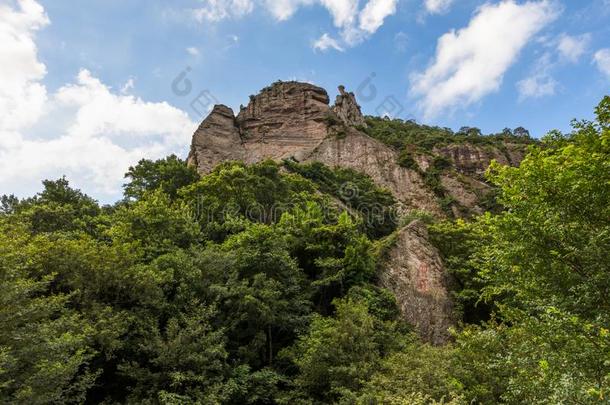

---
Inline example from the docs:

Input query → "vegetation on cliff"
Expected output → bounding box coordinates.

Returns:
[363,116,535,152]
[0,97,608,403]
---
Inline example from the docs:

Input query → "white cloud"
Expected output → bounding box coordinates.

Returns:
[594,48,610,79]
[186,46,200,56]
[264,0,314,20]
[517,75,557,99]
[313,33,344,52]
[557,33,590,63]
[517,32,588,100]
[320,0,360,27]
[193,0,254,22]
[191,0,397,50]
[516,54,557,100]
[0,1,197,201]
[410,0,560,118]
[318,0,398,47]
[120,77,135,94]
[424,0,454,14]
[0,0,49,132]
[359,0,398,34]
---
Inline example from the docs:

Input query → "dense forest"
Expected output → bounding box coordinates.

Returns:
[0,97,608,404]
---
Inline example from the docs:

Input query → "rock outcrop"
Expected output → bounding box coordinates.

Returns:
[187,81,445,215]
[331,85,367,128]
[236,82,331,163]
[187,105,245,173]
[434,143,526,177]
[440,173,489,216]
[187,81,527,215]
[379,220,456,344]
[309,128,443,215]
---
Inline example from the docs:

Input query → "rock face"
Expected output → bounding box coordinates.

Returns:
[186,81,527,213]
[187,105,245,173]
[434,143,526,177]
[331,85,367,128]
[236,82,331,163]
[379,220,455,344]
[309,128,443,216]
[440,173,489,216]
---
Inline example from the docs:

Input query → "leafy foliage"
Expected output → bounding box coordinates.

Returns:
[282,296,408,404]
[123,154,200,200]
[462,96,610,402]
[283,160,398,239]
[363,116,535,152]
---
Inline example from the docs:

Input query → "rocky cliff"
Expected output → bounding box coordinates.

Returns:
[187,80,528,343]
[187,81,447,215]
[379,220,455,345]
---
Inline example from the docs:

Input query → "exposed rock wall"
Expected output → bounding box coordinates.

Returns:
[379,220,456,344]
[187,105,245,173]
[440,173,490,216]
[307,128,444,216]
[434,143,526,176]
[236,82,331,163]
[331,85,367,128]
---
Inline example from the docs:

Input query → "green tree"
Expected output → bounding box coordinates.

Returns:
[283,297,406,403]
[356,344,465,404]
[123,154,200,201]
[108,189,200,261]
[278,203,377,312]
[283,161,398,239]
[119,305,231,403]
[460,96,610,403]
[13,178,102,236]
[0,220,98,404]
[180,160,318,241]
[220,224,313,368]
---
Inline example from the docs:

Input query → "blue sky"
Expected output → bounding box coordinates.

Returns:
[1,0,609,202]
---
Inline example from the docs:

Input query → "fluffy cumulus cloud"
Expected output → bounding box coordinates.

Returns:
[424,0,454,15]
[320,0,359,27]
[313,0,399,49]
[193,0,398,50]
[359,0,398,34]
[594,48,610,79]
[410,0,560,118]
[0,0,49,133]
[0,0,196,201]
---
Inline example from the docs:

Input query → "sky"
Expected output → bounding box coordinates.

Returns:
[1,0,609,203]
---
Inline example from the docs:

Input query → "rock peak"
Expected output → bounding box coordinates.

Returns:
[259,80,328,95]
[186,81,373,173]
[332,85,367,128]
